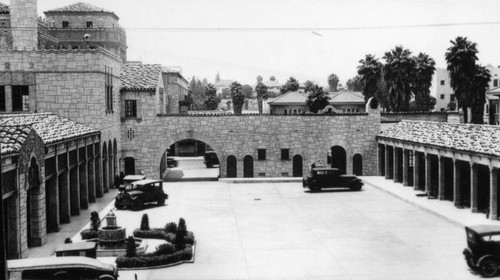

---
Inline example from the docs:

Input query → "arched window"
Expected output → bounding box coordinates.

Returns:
[353,154,363,176]
[227,155,237,178]
[331,145,346,174]
[243,155,254,178]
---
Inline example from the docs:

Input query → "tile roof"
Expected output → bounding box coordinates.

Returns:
[267,91,307,105]
[0,2,9,14]
[0,125,31,155]
[45,2,118,19]
[378,120,500,157]
[489,87,500,95]
[0,113,98,145]
[328,91,365,104]
[121,63,162,91]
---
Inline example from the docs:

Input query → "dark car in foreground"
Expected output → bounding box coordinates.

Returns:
[115,179,168,211]
[302,167,363,192]
[8,256,118,280]
[463,225,500,277]
[204,151,219,168]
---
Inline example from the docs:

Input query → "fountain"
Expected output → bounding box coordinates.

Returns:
[93,210,147,257]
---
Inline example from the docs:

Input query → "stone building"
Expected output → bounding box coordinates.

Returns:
[43,2,127,62]
[162,69,189,115]
[1,113,100,259]
[377,120,500,220]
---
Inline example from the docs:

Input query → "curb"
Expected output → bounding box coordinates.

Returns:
[220,177,302,184]
[361,179,464,228]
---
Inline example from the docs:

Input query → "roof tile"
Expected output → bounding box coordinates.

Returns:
[121,63,162,91]
[45,2,113,14]
[0,2,9,14]
[0,125,31,155]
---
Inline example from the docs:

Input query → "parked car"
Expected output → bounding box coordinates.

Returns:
[118,174,146,192]
[167,157,179,168]
[204,151,219,168]
[8,256,118,280]
[463,225,500,277]
[115,179,168,211]
[302,167,363,192]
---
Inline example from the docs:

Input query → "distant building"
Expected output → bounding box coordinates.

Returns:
[267,91,365,114]
[214,79,234,97]
[262,79,282,95]
[162,69,189,115]
[486,87,500,125]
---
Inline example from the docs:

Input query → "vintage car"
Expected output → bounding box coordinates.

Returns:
[167,157,179,168]
[118,174,146,192]
[8,256,118,280]
[204,151,219,168]
[463,225,500,277]
[302,167,363,192]
[115,179,168,211]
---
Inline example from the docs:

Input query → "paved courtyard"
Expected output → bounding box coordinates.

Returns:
[82,177,483,280]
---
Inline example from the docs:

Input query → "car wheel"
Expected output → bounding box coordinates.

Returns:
[350,182,362,191]
[99,274,116,280]
[479,257,498,277]
[114,201,125,210]
[158,196,165,206]
[132,199,143,211]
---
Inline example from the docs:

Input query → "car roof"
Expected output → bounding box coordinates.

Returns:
[7,256,113,271]
[466,225,500,235]
[132,179,163,185]
[123,175,146,180]
[313,167,339,171]
[55,241,97,252]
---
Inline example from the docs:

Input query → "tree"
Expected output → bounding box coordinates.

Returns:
[280,77,299,94]
[270,76,276,81]
[357,54,383,103]
[175,218,187,251]
[346,75,364,92]
[242,84,253,98]
[303,80,315,93]
[445,36,478,123]
[230,81,245,115]
[126,236,137,257]
[412,52,436,111]
[327,73,339,92]
[255,82,268,114]
[204,83,221,110]
[215,72,220,83]
[382,45,415,111]
[189,76,207,110]
[140,213,150,231]
[256,75,263,84]
[470,65,491,124]
[306,86,330,113]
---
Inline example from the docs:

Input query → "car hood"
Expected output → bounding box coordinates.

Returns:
[127,190,143,196]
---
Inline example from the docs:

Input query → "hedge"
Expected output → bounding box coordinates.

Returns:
[115,245,193,268]
[134,228,195,245]
[80,229,98,240]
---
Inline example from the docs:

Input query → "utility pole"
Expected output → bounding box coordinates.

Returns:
[0,143,6,279]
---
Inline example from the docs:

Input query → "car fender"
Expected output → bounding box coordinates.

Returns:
[350,178,363,185]
[478,254,498,265]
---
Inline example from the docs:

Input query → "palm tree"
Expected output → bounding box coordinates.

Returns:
[255,82,268,114]
[306,86,330,113]
[357,54,382,103]
[382,45,415,111]
[412,53,436,111]
[230,82,244,115]
[445,36,478,123]
[470,65,491,124]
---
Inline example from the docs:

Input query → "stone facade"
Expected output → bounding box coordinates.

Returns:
[162,72,189,114]
[10,0,38,50]
[122,112,380,179]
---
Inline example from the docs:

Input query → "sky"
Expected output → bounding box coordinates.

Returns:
[14,0,500,87]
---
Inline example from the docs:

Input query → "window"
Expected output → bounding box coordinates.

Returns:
[86,21,93,28]
[125,100,137,117]
[450,94,455,102]
[0,86,4,111]
[62,21,69,28]
[281,149,290,161]
[440,80,445,86]
[257,149,266,161]
[105,66,113,113]
[283,109,287,115]
[408,151,414,168]
[494,79,498,87]
[440,94,445,99]
[12,85,29,111]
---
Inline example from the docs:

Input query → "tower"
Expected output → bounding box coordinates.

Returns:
[10,0,38,50]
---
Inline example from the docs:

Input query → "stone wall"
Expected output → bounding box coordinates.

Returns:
[44,14,120,29]
[121,113,380,178]
[381,112,448,123]
[10,0,37,50]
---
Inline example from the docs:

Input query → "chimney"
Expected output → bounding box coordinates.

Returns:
[10,0,38,50]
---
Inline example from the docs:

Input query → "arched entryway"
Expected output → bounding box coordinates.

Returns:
[243,155,254,178]
[124,157,136,175]
[227,155,237,178]
[353,154,362,176]
[331,145,346,174]
[293,155,303,177]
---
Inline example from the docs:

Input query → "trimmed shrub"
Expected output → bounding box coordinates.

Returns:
[165,222,177,233]
[126,236,137,258]
[175,227,187,251]
[64,237,72,244]
[115,245,193,268]
[165,232,176,243]
[133,228,168,240]
[140,214,150,231]
[184,231,195,245]
[90,211,101,231]
[154,243,175,256]
[178,218,187,231]
[80,229,98,240]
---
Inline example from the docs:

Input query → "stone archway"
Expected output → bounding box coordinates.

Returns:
[227,155,237,178]
[243,155,254,178]
[293,154,303,177]
[331,145,347,174]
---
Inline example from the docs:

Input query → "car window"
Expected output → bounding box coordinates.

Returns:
[485,234,500,242]
[317,171,325,175]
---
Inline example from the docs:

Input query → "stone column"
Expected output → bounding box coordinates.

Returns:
[490,167,498,220]
[385,146,391,180]
[46,176,60,232]
[403,149,409,186]
[425,153,431,194]
[87,159,96,203]
[394,147,399,182]
[438,156,445,200]
[79,162,88,209]
[414,152,420,190]
[69,167,79,216]
[453,159,461,207]
[95,157,103,198]
[471,163,478,213]
[58,171,70,224]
